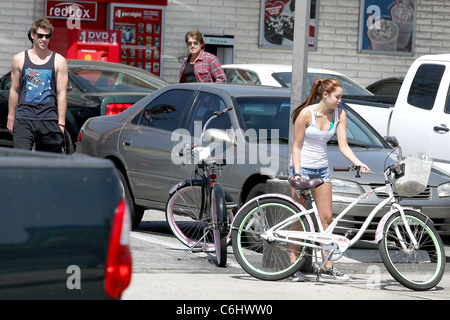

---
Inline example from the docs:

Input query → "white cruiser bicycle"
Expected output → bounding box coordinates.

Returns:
[231,138,445,291]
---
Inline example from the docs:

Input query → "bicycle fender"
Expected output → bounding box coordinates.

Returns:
[233,193,315,232]
[375,206,428,242]
[168,179,203,195]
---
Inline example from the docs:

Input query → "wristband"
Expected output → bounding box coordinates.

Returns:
[58,124,65,127]
[294,173,301,177]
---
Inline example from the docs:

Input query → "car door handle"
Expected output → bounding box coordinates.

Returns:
[122,139,132,146]
[433,125,449,133]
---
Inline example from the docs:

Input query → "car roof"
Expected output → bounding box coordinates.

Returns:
[221,63,346,76]
[67,59,169,85]
[162,82,292,97]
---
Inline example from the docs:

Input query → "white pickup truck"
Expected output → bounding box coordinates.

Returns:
[348,54,450,175]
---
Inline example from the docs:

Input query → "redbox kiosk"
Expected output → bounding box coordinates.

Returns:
[66,28,120,62]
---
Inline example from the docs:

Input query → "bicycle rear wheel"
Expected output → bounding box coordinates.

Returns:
[211,184,228,267]
[379,209,445,291]
[232,197,310,281]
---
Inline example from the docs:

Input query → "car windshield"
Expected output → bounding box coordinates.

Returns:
[69,67,157,93]
[235,96,386,148]
[272,72,372,96]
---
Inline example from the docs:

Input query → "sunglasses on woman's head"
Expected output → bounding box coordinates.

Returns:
[35,33,52,39]
[187,40,199,46]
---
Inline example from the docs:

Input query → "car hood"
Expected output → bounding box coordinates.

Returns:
[274,144,448,187]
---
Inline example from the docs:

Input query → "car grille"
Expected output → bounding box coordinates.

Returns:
[369,184,431,200]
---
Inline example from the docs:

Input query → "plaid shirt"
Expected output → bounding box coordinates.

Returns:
[180,50,227,83]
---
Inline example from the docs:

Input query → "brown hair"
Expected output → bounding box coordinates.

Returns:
[185,30,204,49]
[30,18,54,34]
[291,78,343,124]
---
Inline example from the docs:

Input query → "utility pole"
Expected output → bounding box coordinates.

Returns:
[288,0,311,168]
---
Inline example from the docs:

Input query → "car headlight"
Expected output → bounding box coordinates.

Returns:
[331,178,364,201]
[438,182,450,198]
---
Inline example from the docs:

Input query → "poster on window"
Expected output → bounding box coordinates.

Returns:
[259,0,318,49]
[359,0,416,55]
[108,4,164,76]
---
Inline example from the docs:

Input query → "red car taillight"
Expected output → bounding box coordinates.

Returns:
[106,103,133,115]
[104,199,132,299]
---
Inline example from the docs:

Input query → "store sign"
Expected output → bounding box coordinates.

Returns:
[110,4,164,76]
[259,0,318,49]
[78,29,119,45]
[45,0,97,21]
[358,0,416,55]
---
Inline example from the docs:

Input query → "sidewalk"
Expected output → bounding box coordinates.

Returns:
[122,267,450,300]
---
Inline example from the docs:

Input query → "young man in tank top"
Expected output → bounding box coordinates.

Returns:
[7,18,68,153]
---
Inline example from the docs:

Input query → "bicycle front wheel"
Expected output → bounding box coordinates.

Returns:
[166,183,215,251]
[211,184,228,267]
[379,209,445,291]
[232,197,310,281]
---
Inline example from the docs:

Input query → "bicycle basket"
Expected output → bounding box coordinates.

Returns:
[392,153,432,197]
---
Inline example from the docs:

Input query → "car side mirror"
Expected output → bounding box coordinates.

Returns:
[384,136,399,148]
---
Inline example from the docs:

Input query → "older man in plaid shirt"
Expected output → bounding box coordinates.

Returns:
[179,30,227,83]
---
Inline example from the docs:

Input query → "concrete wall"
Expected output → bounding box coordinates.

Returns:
[1,0,449,87]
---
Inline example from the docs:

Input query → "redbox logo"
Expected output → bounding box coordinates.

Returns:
[46,0,97,21]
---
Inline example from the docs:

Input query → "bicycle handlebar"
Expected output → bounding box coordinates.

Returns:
[333,165,361,178]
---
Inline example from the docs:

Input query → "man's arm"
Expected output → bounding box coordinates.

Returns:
[55,54,68,132]
[7,52,24,134]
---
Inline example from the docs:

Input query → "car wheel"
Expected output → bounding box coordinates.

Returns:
[116,168,144,229]
[246,183,267,201]
[63,130,75,154]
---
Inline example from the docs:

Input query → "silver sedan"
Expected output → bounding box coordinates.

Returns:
[75,83,450,237]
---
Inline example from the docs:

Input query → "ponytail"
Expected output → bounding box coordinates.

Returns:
[291,78,342,124]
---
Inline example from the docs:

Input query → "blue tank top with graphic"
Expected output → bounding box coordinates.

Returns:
[16,50,58,120]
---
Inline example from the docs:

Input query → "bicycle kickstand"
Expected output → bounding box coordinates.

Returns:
[178,227,211,261]
[313,247,335,282]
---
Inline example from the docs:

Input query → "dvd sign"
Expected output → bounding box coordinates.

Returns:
[45,0,97,21]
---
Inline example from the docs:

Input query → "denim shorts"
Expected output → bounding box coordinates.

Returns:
[289,166,332,183]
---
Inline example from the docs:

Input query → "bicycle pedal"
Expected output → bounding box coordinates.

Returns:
[190,247,204,253]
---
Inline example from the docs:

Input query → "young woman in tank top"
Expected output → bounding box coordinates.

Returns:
[289,78,370,282]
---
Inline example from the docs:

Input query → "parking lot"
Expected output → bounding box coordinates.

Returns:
[123,210,450,300]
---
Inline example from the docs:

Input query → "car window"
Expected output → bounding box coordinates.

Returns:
[188,92,231,135]
[445,82,450,114]
[235,96,385,148]
[329,105,385,148]
[407,64,445,110]
[224,69,261,85]
[0,73,11,90]
[235,97,291,143]
[307,73,372,96]
[133,89,195,131]
[69,68,155,92]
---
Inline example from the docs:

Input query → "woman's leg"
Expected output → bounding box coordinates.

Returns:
[313,182,333,270]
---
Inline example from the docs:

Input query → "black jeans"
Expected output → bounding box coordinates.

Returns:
[13,118,65,153]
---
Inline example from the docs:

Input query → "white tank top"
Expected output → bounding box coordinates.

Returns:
[298,104,340,169]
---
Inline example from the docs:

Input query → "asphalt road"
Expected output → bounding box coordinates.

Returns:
[122,210,450,301]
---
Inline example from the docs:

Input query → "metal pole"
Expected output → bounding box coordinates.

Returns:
[288,0,311,170]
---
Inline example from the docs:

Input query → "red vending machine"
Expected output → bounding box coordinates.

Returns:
[67,28,121,62]
[107,3,165,76]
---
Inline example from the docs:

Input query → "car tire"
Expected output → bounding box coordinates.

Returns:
[246,183,267,201]
[116,168,144,229]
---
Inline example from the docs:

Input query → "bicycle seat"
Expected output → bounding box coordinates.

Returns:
[290,178,324,190]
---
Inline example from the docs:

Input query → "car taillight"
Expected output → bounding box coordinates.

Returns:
[104,198,132,299]
[106,103,133,115]
[77,130,83,142]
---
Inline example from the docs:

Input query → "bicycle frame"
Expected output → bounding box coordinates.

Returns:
[246,182,420,256]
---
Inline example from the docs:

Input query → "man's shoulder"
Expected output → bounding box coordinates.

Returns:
[54,52,68,69]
